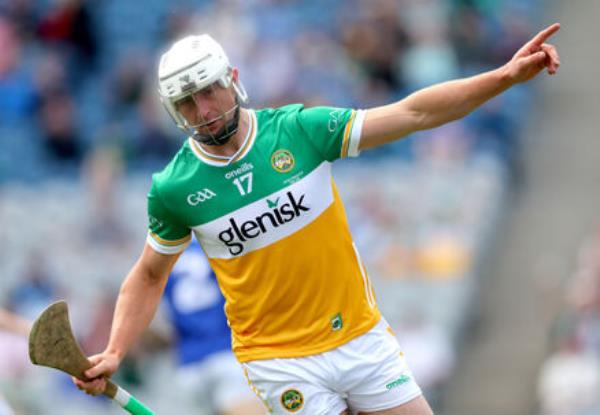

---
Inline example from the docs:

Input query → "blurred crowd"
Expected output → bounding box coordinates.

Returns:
[0,0,544,414]
[0,0,538,181]
[537,222,600,415]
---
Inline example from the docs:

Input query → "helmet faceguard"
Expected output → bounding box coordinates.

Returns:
[158,34,249,146]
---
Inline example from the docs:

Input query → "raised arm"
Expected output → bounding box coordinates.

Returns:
[359,23,561,150]
[73,243,181,395]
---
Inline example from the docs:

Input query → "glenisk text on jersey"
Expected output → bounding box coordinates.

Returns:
[218,191,310,255]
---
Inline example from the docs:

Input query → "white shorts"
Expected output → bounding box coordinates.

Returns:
[176,350,258,412]
[242,318,422,414]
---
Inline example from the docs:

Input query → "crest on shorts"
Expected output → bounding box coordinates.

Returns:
[271,149,295,173]
[281,389,304,412]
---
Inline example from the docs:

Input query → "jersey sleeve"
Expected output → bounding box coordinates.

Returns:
[146,177,192,255]
[293,106,366,161]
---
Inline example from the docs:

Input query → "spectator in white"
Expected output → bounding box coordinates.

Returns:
[537,331,600,415]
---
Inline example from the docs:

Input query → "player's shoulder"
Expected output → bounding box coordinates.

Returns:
[254,103,306,126]
[255,103,349,126]
[150,141,195,195]
[255,103,305,117]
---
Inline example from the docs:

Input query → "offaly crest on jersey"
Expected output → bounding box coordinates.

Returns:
[271,149,295,173]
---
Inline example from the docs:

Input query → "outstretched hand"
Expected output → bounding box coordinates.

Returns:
[71,352,120,396]
[504,23,561,84]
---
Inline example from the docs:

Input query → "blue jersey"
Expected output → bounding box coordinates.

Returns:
[163,239,232,366]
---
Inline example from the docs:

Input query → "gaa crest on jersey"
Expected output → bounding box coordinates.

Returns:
[187,188,216,206]
[271,149,295,173]
[281,389,303,412]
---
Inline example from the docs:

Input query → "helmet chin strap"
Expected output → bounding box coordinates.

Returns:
[190,96,241,146]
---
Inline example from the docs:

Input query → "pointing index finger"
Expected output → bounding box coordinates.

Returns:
[529,23,561,50]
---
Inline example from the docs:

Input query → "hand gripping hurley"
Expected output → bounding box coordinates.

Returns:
[29,301,155,415]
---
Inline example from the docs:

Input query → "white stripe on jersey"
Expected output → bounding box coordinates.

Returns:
[349,110,366,158]
[146,233,192,254]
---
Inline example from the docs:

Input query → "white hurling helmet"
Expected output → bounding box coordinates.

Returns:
[158,34,249,145]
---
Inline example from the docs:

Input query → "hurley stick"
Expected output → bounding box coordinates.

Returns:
[29,301,155,415]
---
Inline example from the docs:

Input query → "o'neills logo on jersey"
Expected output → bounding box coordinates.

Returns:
[224,162,254,180]
[218,191,310,255]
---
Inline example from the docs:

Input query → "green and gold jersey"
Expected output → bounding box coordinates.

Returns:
[147,104,380,362]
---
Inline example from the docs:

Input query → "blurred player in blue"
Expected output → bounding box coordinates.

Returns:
[162,237,264,415]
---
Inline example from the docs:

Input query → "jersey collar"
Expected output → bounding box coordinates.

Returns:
[188,110,257,167]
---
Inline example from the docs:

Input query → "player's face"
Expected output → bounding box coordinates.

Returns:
[175,81,237,137]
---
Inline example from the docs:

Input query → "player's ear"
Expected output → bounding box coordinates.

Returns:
[231,67,239,83]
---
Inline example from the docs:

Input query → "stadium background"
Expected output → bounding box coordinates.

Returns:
[1,0,599,414]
